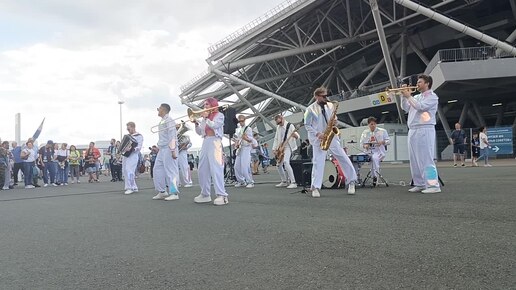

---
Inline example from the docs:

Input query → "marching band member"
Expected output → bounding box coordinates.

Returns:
[177,122,193,188]
[401,75,441,193]
[122,122,143,194]
[304,87,357,197]
[272,115,299,189]
[152,103,180,201]
[192,97,229,206]
[359,117,390,185]
[233,115,255,188]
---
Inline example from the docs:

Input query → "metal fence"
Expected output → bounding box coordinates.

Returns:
[425,46,516,74]
[207,0,310,55]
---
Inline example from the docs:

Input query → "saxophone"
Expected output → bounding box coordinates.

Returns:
[320,101,340,151]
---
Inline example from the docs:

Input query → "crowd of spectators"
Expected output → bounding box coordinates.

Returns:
[0,137,148,190]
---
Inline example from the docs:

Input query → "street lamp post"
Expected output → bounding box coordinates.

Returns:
[118,100,125,140]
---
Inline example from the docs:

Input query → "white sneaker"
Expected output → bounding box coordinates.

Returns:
[275,181,288,187]
[44,183,48,187]
[184,183,193,188]
[64,183,68,186]
[421,187,441,194]
[194,194,212,203]
[77,180,80,183]
[484,164,492,167]
[408,186,425,193]
[246,183,255,188]
[312,188,320,198]
[213,195,229,206]
[71,181,75,184]
[286,183,298,189]
[124,189,134,195]
[2,187,10,190]
[52,183,58,187]
[152,191,168,200]
[165,194,179,201]
[347,182,355,195]
[234,182,245,188]
[25,185,35,189]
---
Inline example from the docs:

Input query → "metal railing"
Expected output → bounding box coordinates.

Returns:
[207,0,310,55]
[425,46,516,74]
[180,70,210,93]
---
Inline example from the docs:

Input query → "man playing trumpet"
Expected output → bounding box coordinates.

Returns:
[400,75,441,194]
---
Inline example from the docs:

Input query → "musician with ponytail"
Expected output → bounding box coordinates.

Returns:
[192,97,229,206]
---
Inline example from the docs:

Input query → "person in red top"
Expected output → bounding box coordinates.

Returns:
[84,142,101,183]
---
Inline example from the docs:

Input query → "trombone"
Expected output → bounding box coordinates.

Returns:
[386,86,418,94]
[187,104,229,122]
[150,115,188,133]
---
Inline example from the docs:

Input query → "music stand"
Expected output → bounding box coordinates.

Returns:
[224,133,237,184]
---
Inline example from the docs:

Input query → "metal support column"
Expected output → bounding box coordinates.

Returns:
[471,102,486,127]
[213,74,276,130]
[400,33,407,78]
[458,101,470,126]
[437,104,452,144]
[395,0,516,56]
[495,105,505,127]
[212,68,353,128]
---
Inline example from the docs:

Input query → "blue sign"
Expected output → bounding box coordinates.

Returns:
[487,127,513,155]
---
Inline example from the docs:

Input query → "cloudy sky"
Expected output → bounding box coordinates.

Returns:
[0,0,283,150]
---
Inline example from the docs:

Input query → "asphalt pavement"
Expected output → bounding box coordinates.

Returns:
[0,160,515,289]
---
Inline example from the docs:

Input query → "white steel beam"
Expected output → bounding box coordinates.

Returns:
[395,0,516,56]
[212,68,353,128]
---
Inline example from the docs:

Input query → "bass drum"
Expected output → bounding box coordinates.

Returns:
[322,159,345,189]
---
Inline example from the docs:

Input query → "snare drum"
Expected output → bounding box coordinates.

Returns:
[322,159,345,189]
[349,154,371,163]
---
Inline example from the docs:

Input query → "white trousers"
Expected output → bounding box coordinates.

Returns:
[235,146,253,184]
[408,127,440,188]
[3,162,11,188]
[311,138,357,190]
[178,150,192,186]
[122,153,138,191]
[369,151,385,178]
[153,147,179,193]
[199,137,228,197]
[277,147,296,183]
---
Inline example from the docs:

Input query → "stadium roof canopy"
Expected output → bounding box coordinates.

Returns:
[179,0,516,132]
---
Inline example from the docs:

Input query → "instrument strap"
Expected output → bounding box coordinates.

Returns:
[319,103,328,124]
[283,123,291,143]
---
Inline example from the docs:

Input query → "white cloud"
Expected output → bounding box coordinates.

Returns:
[0,0,284,150]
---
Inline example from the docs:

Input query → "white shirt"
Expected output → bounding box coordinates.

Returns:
[401,89,438,129]
[272,122,298,152]
[360,127,391,155]
[304,101,336,146]
[479,132,489,149]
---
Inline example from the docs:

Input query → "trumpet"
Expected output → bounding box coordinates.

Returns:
[386,86,418,94]
[187,104,229,122]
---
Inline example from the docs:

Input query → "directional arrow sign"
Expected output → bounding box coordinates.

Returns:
[487,127,513,155]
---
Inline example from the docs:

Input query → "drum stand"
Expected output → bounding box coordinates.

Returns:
[361,153,388,188]
[224,134,237,184]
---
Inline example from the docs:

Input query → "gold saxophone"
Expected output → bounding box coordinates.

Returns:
[320,101,340,150]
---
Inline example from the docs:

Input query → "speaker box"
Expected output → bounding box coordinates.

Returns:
[223,107,238,135]
[290,159,312,187]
